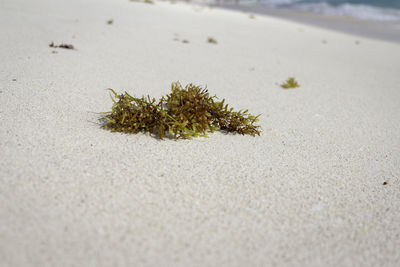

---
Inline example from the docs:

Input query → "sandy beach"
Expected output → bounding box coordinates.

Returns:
[1,0,400,266]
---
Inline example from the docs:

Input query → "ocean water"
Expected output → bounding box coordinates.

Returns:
[228,0,400,22]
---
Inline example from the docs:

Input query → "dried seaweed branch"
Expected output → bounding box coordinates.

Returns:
[49,42,75,50]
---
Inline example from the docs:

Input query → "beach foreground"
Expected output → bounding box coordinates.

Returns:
[0,0,400,266]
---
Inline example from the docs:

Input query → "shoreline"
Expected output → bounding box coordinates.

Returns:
[207,2,400,43]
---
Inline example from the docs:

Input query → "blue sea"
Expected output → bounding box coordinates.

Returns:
[226,0,400,22]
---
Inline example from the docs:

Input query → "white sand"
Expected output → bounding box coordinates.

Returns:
[1,0,400,266]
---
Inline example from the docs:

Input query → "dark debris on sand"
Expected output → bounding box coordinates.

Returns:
[49,42,75,50]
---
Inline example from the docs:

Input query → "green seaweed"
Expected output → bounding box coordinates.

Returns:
[100,82,261,140]
[207,37,217,44]
[281,77,300,89]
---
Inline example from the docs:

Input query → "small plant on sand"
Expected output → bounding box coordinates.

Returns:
[281,77,300,89]
[207,37,217,44]
[100,82,261,140]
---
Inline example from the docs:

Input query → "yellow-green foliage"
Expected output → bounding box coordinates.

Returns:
[281,77,300,89]
[100,82,261,140]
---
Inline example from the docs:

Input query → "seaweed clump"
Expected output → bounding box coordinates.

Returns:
[281,77,300,89]
[207,37,217,44]
[100,82,261,140]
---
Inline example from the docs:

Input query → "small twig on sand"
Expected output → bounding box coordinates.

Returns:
[49,42,75,50]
